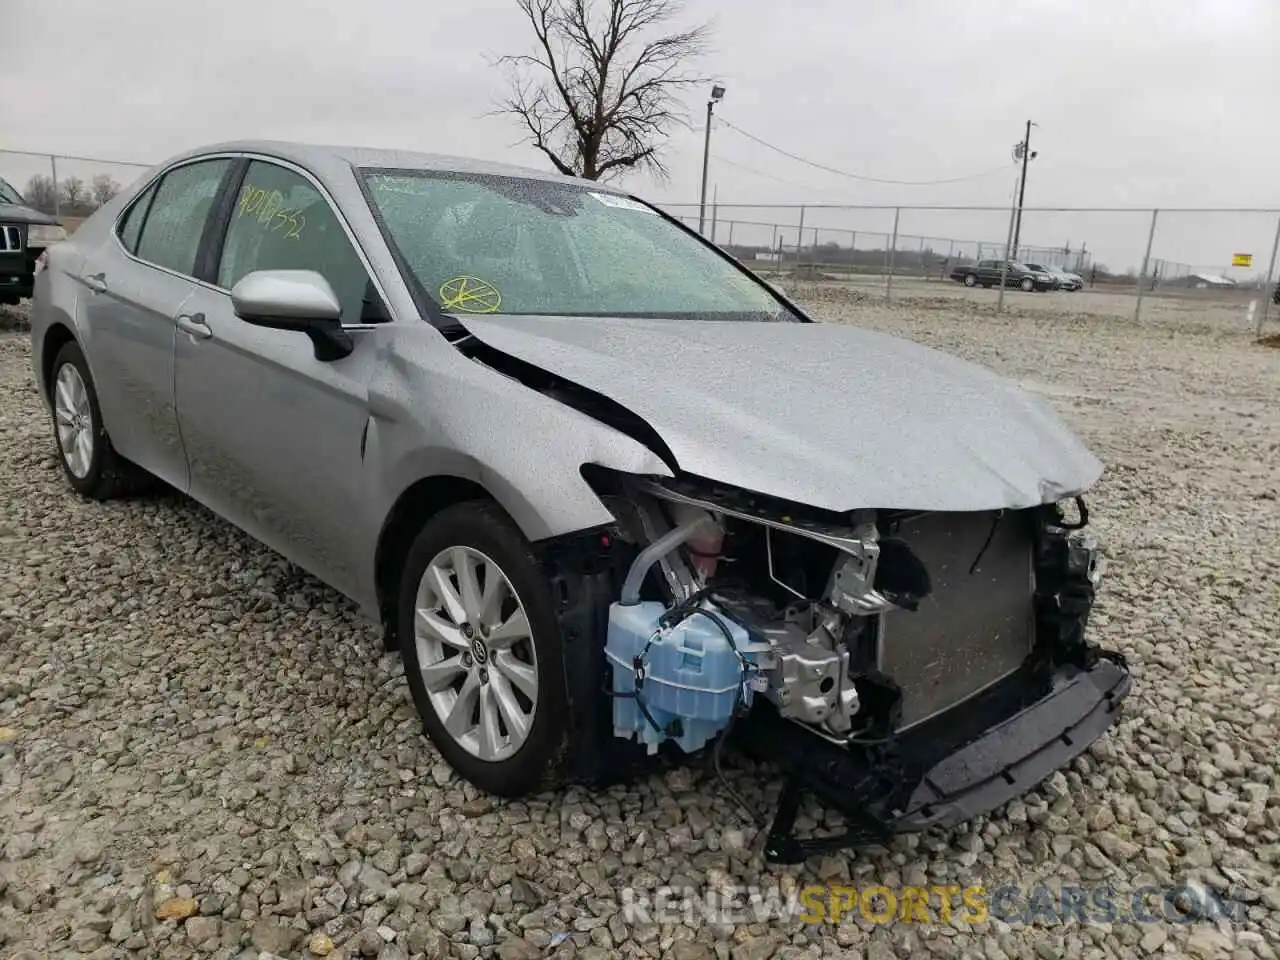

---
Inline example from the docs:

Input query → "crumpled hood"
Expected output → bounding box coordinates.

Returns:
[0,202,58,226]
[459,314,1102,512]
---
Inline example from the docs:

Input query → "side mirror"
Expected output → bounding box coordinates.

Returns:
[230,269,354,361]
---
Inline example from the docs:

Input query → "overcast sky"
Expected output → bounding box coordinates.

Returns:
[3,0,1277,273]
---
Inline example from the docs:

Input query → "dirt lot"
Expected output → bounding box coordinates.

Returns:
[1,292,1278,960]
[784,274,1278,327]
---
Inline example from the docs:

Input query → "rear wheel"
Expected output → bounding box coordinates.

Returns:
[1020,277,1035,293]
[397,502,568,796]
[49,341,152,499]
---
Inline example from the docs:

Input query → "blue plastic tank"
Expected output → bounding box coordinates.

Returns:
[605,599,762,755]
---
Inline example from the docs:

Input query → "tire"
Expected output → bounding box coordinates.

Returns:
[1020,277,1034,293]
[962,273,978,288]
[49,341,152,499]
[397,501,568,796]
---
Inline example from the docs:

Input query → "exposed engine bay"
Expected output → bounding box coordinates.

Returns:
[600,476,1047,750]
[559,470,1129,862]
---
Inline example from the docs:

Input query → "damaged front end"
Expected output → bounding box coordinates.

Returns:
[551,470,1130,863]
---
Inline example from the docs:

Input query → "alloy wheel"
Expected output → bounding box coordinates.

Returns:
[54,363,94,479]
[412,545,538,762]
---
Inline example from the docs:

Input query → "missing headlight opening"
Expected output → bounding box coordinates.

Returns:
[577,472,1128,862]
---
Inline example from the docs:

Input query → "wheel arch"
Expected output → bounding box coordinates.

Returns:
[40,323,78,404]
[374,474,543,650]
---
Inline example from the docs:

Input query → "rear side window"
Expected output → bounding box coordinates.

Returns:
[217,161,375,324]
[135,159,231,276]
[117,182,158,254]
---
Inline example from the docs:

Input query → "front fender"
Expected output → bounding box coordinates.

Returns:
[355,324,673,599]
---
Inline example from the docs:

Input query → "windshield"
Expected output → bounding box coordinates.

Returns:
[362,170,794,322]
[0,178,24,205]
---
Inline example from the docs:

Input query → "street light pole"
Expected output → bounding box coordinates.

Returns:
[698,84,725,236]
[1011,119,1036,258]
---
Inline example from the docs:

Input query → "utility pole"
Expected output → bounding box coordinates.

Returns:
[698,85,726,236]
[1011,120,1036,258]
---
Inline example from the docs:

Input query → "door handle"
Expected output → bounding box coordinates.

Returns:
[175,312,212,340]
[84,272,107,294]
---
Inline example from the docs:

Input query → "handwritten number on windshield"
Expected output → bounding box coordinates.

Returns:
[237,186,305,240]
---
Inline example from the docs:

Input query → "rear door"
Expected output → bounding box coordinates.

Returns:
[172,158,390,600]
[77,158,234,489]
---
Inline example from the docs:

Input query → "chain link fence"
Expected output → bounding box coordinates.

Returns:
[0,150,153,228]
[3,149,1278,331]
[662,201,1280,331]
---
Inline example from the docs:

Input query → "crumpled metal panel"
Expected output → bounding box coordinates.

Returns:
[877,510,1035,729]
[456,314,1102,514]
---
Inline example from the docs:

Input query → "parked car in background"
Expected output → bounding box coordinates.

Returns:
[0,176,67,305]
[1059,268,1085,291]
[1022,264,1058,290]
[949,259,1054,292]
[1024,263,1076,291]
[1039,266,1083,291]
[29,140,1130,863]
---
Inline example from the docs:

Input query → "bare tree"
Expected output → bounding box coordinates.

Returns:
[60,176,87,210]
[23,175,58,214]
[498,0,710,180]
[91,174,121,207]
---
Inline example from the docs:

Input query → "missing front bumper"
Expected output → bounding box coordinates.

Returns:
[895,656,1130,831]
[738,651,1131,864]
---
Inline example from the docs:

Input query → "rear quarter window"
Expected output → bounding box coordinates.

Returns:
[117,183,158,254]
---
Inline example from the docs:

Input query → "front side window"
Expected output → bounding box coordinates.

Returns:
[218,161,374,324]
[0,178,23,205]
[362,170,794,322]
[134,159,231,276]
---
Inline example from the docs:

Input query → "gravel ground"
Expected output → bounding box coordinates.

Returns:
[1,291,1278,960]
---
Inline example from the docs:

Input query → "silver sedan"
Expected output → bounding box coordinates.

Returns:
[29,141,1128,860]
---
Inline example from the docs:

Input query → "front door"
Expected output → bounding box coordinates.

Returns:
[172,159,388,600]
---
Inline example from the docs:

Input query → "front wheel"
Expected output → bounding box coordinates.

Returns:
[1020,277,1035,292]
[397,501,568,796]
[963,273,978,288]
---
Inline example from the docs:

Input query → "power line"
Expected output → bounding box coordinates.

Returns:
[715,155,840,192]
[716,116,1013,186]
[0,148,153,168]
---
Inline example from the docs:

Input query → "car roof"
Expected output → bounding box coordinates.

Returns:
[152,139,617,192]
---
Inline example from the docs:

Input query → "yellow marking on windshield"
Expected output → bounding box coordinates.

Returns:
[439,276,501,314]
